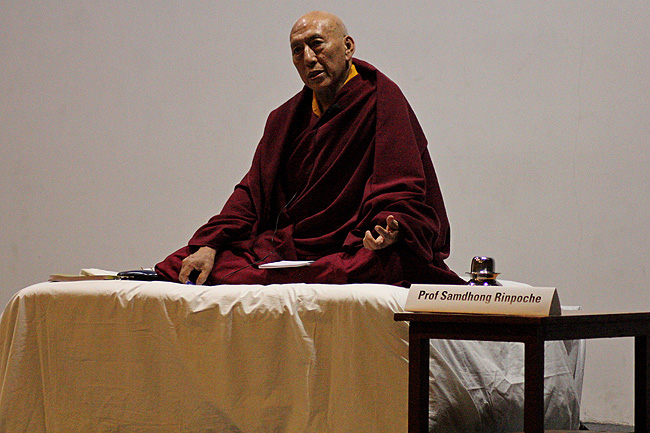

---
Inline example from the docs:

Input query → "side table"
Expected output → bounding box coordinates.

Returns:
[394,311,650,433]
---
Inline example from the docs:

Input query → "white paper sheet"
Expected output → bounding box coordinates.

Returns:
[257,260,314,269]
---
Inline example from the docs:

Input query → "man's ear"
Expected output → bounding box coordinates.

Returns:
[344,35,355,60]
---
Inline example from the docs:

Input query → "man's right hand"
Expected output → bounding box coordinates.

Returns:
[179,246,216,285]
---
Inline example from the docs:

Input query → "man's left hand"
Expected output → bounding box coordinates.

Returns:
[363,215,400,250]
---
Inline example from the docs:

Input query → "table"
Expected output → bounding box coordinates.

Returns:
[394,311,650,433]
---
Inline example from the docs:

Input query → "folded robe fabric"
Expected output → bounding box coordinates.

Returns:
[156,59,464,286]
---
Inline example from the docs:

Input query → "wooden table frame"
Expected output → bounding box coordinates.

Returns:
[394,311,650,433]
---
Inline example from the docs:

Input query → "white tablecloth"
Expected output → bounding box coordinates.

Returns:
[0,281,583,432]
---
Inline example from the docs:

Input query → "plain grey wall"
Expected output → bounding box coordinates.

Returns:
[2,0,649,424]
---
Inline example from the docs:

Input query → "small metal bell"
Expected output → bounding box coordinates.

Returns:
[466,256,501,286]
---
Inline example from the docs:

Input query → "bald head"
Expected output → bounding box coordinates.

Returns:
[289,11,355,110]
[291,11,348,39]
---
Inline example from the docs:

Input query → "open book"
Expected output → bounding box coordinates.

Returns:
[49,268,120,282]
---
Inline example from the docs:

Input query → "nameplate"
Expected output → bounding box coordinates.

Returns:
[405,285,561,316]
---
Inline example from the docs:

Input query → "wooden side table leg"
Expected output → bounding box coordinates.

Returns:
[524,337,545,433]
[636,334,649,433]
[408,323,430,433]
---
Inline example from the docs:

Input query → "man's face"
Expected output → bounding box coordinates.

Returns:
[290,16,354,96]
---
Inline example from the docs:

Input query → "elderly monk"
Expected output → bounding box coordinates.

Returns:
[155,11,464,286]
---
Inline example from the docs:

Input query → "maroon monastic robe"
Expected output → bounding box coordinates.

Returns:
[156,59,464,286]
